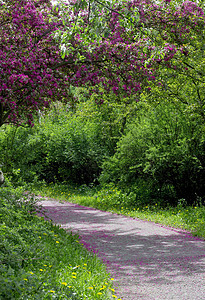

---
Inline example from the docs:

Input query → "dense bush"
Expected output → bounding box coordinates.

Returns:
[0,98,130,185]
[0,104,107,185]
[100,102,205,206]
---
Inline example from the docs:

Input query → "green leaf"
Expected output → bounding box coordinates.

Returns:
[61,52,66,59]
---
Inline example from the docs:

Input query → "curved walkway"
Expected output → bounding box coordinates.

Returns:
[40,200,205,300]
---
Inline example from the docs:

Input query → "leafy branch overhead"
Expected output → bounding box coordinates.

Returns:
[0,0,204,126]
[55,0,204,100]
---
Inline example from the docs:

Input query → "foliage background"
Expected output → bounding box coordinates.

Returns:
[1,95,205,206]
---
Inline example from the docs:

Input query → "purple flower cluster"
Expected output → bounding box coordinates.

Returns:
[0,0,71,126]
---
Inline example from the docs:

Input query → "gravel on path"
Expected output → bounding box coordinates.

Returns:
[39,200,205,300]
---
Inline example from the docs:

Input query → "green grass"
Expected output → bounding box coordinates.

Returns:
[0,185,119,300]
[29,182,205,240]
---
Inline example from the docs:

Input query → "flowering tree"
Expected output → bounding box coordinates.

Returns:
[0,0,204,126]
[0,0,75,127]
[55,0,205,107]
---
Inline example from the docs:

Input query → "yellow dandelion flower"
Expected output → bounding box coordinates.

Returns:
[112,296,117,299]
[39,269,43,272]
[23,278,28,281]
[50,290,55,293]
[72,276,76,279]
[43,265,47,267]
[29,272,34,275]
[97,292,103,295]
[111,278,114,280]
[88,287,93,290]
[72,272,77,275]
[110,288,115,292]
[84,263,87,266]
[56,241,59,243]
[61,282,67,286]
[68,286,72,288]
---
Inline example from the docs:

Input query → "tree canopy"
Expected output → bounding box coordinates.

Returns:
[0,0,204,126]
[56,0,204,104]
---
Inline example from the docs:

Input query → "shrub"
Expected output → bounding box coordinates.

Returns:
[0,104,107,185]
[100,102,205,206]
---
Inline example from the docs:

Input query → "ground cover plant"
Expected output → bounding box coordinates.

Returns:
[29,182,205,240]
[0,183,118,300]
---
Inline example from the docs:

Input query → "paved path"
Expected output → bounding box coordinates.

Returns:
[40,200,205,300]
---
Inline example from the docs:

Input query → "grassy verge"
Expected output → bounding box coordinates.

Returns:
[0,184,118,300]
[29,182,205,240]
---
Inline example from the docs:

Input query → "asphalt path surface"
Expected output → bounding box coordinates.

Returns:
[40,200,205,300]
